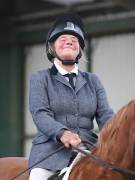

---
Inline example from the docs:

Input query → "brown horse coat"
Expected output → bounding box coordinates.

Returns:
[0,157,28,180]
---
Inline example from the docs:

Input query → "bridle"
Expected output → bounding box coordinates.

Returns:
[74,141,135,176]
[11,138,135,179]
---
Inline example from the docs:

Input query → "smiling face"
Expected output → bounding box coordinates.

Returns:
[53,34,80,61]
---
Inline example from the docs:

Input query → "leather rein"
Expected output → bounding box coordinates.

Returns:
[11,140,135,179]
[75,141,135,176]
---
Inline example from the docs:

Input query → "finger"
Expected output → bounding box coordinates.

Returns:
[64,142,70,148]
[70,140,81,147]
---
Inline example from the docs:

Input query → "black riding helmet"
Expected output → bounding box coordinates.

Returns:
[46,12,85,64]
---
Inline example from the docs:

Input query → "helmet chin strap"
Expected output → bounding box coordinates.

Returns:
[55,53,79,65]
[57,56,78,65]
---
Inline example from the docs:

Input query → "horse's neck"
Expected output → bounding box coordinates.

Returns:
[95,101,135,168]
[95,135,130,166]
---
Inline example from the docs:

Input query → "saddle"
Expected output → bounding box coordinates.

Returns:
[48,171,65,180]
[48,152,77,180]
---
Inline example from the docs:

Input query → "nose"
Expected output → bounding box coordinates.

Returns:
[67,42,72,45]
[66,38,73,45]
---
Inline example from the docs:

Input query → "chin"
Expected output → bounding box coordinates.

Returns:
[61,54,76,60]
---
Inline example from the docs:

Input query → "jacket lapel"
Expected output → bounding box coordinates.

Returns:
[55,73,71,88]
[75,71,87,93]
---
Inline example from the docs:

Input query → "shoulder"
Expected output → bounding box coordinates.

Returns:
[81,71,104,89]
[30,69,50,85]
[81,71,101,82]
[31,69,49,80]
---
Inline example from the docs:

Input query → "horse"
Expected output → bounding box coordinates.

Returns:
[0,157,29,180]
[69,100,135,180]
[0,100,135,180]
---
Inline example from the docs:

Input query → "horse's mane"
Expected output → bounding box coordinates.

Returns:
[96,100,135,160]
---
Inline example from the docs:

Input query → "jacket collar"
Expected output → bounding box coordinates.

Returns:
[49,65,58,75]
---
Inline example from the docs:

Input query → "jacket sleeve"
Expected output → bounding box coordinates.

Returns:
[29,71,68,142]
[92,74,114,129]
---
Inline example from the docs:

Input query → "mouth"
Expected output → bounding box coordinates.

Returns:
[63,46,74,50]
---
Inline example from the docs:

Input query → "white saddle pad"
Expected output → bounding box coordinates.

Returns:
[60,150,90,180]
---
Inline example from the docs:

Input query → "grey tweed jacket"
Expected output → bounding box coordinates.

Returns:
[28,65,114,171]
